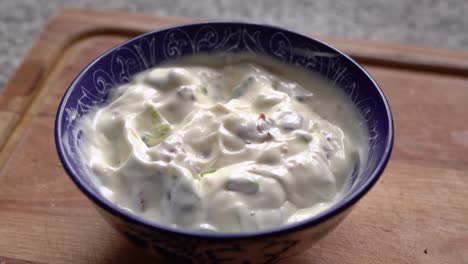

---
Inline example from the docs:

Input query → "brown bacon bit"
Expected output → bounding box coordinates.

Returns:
[280,146,289,154]
[167,147,177,153]
[258,113,266,120]
[256,118,269,133]
[138,191,146,212]
[257,122,267,133]
[264,132,274,142]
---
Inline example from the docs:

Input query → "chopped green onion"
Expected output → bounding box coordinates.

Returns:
[225,178,259,194]
[311,122,320,131]
[294,93,313,103]
[272,81,280,90]
[200,86,208,95]
[142,123,171,147]
[146,107,162,123]
[233,76,255,98]
[141,107,171,147]
[200,168,217,177]
[299,134,312,143]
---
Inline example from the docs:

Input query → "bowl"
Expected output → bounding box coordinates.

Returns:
[55,22,393,263]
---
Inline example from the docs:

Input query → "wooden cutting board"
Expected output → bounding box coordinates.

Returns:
[0,9,467,264]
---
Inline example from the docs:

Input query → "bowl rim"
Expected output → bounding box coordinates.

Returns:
[55,21,394,240]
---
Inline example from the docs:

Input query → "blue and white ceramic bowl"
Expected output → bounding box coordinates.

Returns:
[55,22,393,263]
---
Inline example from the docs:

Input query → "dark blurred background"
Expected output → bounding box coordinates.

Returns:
[1,0,467,88]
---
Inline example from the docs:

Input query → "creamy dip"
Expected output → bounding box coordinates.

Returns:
[77,53,368,233]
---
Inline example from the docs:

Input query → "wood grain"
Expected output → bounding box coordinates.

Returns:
[0,8,467,264]
[0,256,46,264]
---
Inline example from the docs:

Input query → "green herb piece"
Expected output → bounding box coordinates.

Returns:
[56,162,63,168]
[294,95,305,102]
[294,93,313,103]
[141,107,171,147]
[233,76,255,98]
[272,81,280,90]
[200,86,208,95]
[147,107,162,123]
[200,168,217,177]
[311,122,320,131]
[299,134,312,143]
[142,123,171,147]
[235,211,242,227]
[225,178,259,195]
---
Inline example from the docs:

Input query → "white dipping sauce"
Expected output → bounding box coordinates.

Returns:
[77,53,368,233]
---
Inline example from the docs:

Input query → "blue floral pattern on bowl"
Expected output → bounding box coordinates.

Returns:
[55,22,393,263]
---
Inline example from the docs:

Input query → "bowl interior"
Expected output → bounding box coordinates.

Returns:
[56,22,393,235]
